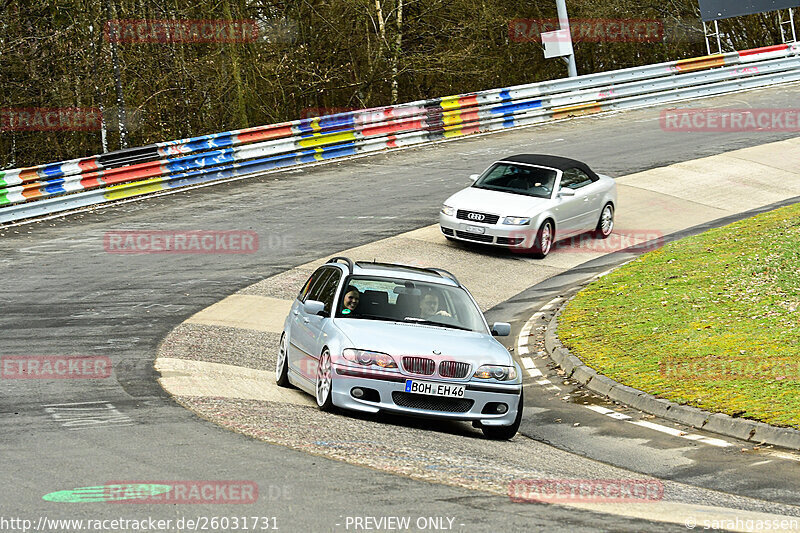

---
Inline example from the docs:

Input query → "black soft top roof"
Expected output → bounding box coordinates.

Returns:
[499,154,598,180]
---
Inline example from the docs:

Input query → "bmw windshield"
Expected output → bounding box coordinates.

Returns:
[472,162,557,198]
[336,276,487,333]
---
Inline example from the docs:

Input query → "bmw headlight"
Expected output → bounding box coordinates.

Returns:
[342,349,398,369]
[502,216,531,225]
[441,205,456,216]
[473,365,518,381]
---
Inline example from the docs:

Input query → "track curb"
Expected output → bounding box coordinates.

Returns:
[544,288,800,451]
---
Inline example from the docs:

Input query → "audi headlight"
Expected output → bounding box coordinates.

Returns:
[441,205,456,216]
[342,349,398,369]
[502,216,531,225]
[473,365,518,381]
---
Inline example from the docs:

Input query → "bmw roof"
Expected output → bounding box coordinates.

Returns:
[499,154,599,181]
[354,262,460,286]
[325,258,460,286]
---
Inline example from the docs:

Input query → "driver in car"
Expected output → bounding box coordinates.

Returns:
[419,292,452,319]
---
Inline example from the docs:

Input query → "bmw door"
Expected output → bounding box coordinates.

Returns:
[294,268,341,383]
[290,267,334,382]
[288,268,325,360]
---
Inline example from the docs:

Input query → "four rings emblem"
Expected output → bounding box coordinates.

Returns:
[467,212,486,221]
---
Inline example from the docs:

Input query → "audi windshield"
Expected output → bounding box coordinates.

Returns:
[473,162,557,198]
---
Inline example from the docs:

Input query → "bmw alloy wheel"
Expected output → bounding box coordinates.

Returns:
[276,334,291,387]
[315,349,333,410]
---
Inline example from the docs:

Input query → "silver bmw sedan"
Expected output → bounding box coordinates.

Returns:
[276,257,524,439]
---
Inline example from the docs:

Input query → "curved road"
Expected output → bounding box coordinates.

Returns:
[2,84,800,532]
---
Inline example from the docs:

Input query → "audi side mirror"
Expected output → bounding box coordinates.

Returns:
[558,188,576,197]
[491,322,511,337]
[303,300,326,316]
[469,174,480,182]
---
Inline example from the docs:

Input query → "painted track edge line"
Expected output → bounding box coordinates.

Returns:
[543,278,800,451]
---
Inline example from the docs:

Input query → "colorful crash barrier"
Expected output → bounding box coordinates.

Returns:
[1,43,799,222]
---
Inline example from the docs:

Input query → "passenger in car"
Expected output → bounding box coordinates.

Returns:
[341,286,360,315]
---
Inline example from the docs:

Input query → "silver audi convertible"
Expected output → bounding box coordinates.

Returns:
[439,154,617,258]
[276,257,524,439]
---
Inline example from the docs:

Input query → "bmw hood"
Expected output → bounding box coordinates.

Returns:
[445,187,550,217]
[333,319,512,367]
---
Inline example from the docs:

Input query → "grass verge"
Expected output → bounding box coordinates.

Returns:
[559,202,800,429]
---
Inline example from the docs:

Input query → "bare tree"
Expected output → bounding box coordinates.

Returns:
[1,0,783,169]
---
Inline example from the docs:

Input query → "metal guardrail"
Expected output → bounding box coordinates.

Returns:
[1,43,799,224]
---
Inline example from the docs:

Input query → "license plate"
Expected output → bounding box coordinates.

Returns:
[463,225,485,235]
[405,379,465,398]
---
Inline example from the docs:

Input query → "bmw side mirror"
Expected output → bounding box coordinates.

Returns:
[469,174,480,182]
[491,322,511,337]
[558,188,575,197]
[303,300,327,317]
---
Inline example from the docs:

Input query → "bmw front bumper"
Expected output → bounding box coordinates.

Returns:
[330,363,522,427]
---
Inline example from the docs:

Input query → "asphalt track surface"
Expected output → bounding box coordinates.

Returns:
[2,84,800,532]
